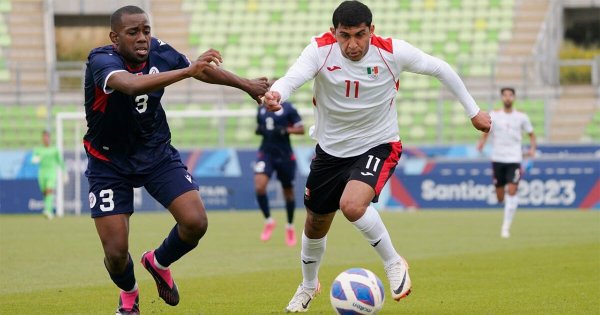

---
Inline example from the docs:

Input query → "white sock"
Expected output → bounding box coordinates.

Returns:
[300,232,326,290]
[154,256,168,270]
[502,194,518,231]
[265,217,274,224]
[125,283,138,293]
[352,206,401,266]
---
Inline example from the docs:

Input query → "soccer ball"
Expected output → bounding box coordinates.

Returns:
[330,268,385,314]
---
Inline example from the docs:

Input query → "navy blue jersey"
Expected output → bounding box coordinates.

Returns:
[83,37,190,174]
[256,102,302,155]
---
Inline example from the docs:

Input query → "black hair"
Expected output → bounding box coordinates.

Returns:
[500,87,515,95]
[332,1,372,28]
[110,5,146,31]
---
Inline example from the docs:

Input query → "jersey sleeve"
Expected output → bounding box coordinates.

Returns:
[271,42,320,102]
[522,113,534,134]
[154,38,191,70]
[287,103,303,127]
[393,40,480,118]
[88,52,127,94]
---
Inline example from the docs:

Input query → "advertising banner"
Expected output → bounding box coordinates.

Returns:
[1,145,598,214]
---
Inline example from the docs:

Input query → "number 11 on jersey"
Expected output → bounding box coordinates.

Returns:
[345,80,359,98]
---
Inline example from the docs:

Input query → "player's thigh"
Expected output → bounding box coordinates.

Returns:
[44,174,58,192]
[304,145,353,214]
[144,160,199,210]
[254,173,269,193]
[349,141,402,199]
[94,213,131,256]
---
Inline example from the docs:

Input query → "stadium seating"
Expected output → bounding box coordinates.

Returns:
[0,0,10,81]
[0,0,551,149]
[181,0,520,144]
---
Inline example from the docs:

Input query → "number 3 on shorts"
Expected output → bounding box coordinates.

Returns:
[99,189,115,212]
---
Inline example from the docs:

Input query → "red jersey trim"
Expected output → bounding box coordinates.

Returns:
[315,32,337,47]
[92,86,109,113]
[84,140,110,162]
[125,62,147,72]
[371,35,393,54]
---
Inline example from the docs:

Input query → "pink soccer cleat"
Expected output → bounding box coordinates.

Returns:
[115,288,139,315]
[141,250,179,306]
[260,220,276,241]
[285,226,297,247]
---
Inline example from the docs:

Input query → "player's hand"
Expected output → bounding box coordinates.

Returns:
[243,77,269,104]
[255,125,266,136]
[476,141,484,152]
[275,125,288,136]
[187,49,223,77]
[525,148,536,158]
[197,48,223,68]
[471,110,491,133]
[263,91,282,112]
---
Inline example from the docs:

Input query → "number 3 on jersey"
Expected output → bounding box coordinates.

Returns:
[345,80,359,98]
[135,94,148,113]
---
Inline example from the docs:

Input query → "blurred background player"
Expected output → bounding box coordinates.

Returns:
[263,1,491,312]
[254,81,305,246]
[477,87,536,239]
[84,5,269,314]
[31,130,64,219]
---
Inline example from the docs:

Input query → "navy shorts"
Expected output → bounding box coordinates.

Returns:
[304,141,402,214]
[86,157,199,218]
[254,150,297,188]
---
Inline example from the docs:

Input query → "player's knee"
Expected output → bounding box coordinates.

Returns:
[179,215,208,241]
[105,251,129,272]
[339,199,366,221]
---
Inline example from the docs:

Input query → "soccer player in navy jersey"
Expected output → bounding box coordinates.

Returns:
[254,84,305,246]
[83,6,269,314]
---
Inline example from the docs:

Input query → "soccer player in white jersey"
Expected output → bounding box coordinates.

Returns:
[477,87,536,239]
[263,1,491,312]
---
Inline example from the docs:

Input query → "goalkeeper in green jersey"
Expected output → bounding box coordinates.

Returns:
[31,130,64,219]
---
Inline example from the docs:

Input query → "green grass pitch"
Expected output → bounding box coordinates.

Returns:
[1,210,598,314]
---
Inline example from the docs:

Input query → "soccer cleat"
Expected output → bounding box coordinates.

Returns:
[285,226,297,247]
[115,289,140,315]
[285,282,321,313]
[141,250,179,306]
[260,220,276,241]
[385,257,412,301]
[43,211,54,220]
[501,229,510,239]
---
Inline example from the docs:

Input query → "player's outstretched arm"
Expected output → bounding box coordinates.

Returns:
[106,59,215,96]
[192,49,269,104]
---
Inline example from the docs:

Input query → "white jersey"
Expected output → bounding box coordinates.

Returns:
[271,32,480,157]
[488,109,534,163]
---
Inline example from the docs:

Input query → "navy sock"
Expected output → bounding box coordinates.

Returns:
[256,194,270,219]
[106,253,136,292]
[154,224,197,268]
[285,199,295,224]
